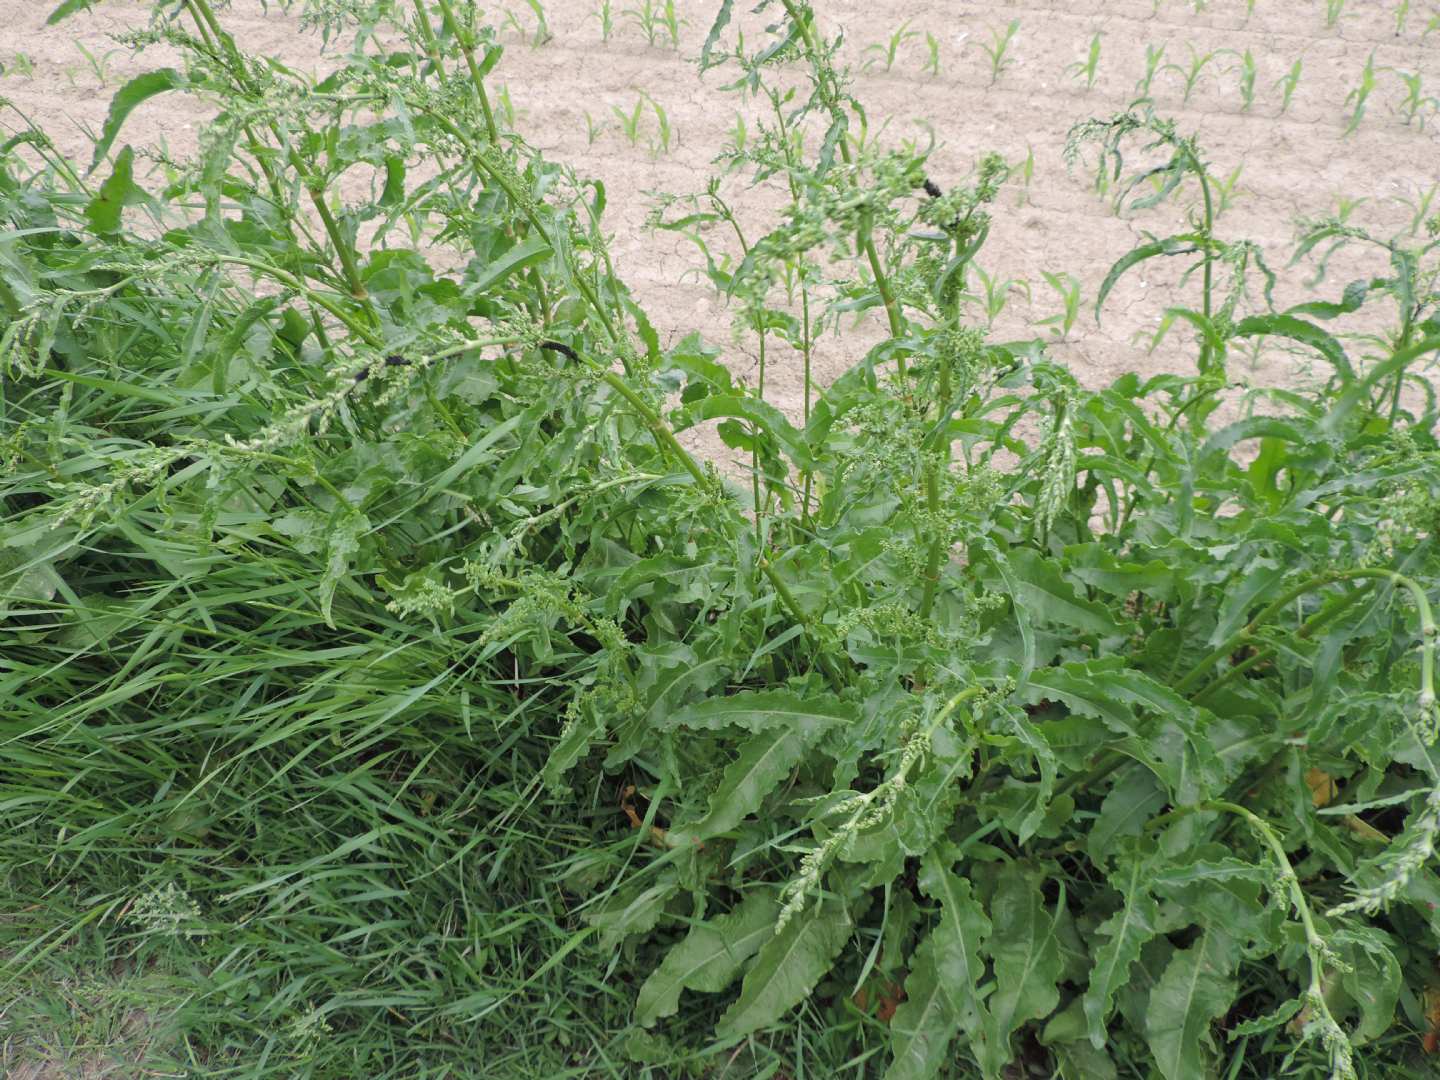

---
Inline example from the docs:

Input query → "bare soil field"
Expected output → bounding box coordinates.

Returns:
[1,0,1437,1073]
[3,1,1438,433]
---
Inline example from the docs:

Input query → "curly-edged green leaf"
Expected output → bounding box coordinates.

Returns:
[46,0,101,24]
[1020,661,1138,735]
[1083,856,1161,1048]
[1144,930,1238,1080]
[84,146,147,237]
[1206,561,1285,646]
[272,506,367,628]
[1231,313,1353,381]
[465,235,552,294]
[541,706,605,791]
[715,896,851,1039]
[1284,277,1370,321]
[996,547,1123,638]
[635,890,779,1026]
[1041,1000,1119,1080]
[1156,307,1226,371]
[90,69,184,174]
[1199,417,1311,459]
[677,722,827,842]
[659,689,857,735]
[918,849,990,1029]
[1095,235,1201,320]
[1333,927,1401,1042]
[699,0,734,69]
[673,393,812,471]
[586,872,680,950]
[978,863,1063,1078]
[884,935,958,1080]
[1064,543,1179,602]
[1087,768,1166,865]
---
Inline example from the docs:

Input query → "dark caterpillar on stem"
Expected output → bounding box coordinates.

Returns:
[351,340,580,382]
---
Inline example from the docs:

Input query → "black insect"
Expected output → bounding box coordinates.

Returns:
[352,354,411,382]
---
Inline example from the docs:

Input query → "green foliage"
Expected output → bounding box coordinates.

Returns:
[863,18,918,74]
[3,2,1440,1079]
[974,18,1020,87]
[1064,32,1102,92]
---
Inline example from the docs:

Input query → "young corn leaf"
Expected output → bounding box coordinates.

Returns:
[978,863,1064,1078]
[635,890,780,1026]
[715,896,852,1039]
[1144,930,1239,1080]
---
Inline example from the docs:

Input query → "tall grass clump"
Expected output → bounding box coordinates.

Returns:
[3,0,1440,1078]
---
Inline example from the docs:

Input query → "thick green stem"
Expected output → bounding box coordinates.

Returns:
[759,557,845,691]
[1192,585,1372,707]
[1177,568,1430,696]
[409,0,450,84]
[1192,145,1216,377]
[434,0,501,144]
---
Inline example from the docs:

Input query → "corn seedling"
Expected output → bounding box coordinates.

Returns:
[1395,69,1440,129]
[593,0,614,41]
[1274,54,1303,114]
[922,31,941,77]
[1235,47,1257,111]
[583,109,604,145]
[863,18,918,73]
[1334,193,1369,223]
[75,42,123,87]
[1325,0,1347,27]
[1343,50,1379,137]
[1395,0,1411,33]
[966,264,1031,327]
[1014,142,1035,206]
[1036,270,1082,340]
[643,91,674,156]
[975,18,1020,87]
[1135,42,1166,99]
[622,0,682,48]
[727,110,748,155]
[1213,162,1245,218]
[1,52,37,79]
[1064,32,1102,92]
[501,0,551,46]
[1398,179,1439,235]
[1164,42,1224,104]
[611,95,645,145]
[493,84,518,127]
[661,0,685,48]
